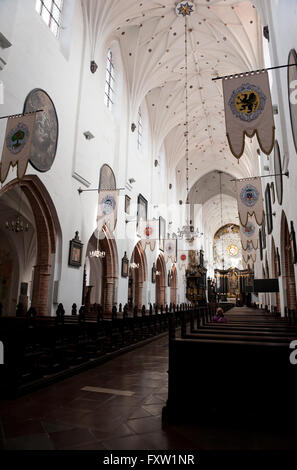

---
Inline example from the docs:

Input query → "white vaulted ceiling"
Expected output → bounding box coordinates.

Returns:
[83,0,264,236]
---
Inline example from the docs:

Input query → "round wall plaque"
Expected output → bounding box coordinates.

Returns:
[288,49,297,153]
[23,89,58,172]
[274,140,283,205]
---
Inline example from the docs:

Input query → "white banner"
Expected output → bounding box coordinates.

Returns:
[97,190,119,233]
[0,113,36,183]
[240,215,259,250]
[178,250,188,270]
[223,70,275,160]
[242,240,257,264]
[164,239,177,263]
[236,177,264,227]
[138,219,159,251]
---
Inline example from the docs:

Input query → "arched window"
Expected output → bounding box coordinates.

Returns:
[137,107,143,151]
[104,49,115,110]
[35,0,63,37]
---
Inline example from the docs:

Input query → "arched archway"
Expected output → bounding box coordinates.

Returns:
[0,176,60,316]
[128,242,147,310]
[156,254,166,308]
[170,264,177,305]
[271,237,281,314]
[281,211,297,315]
[84,225,118,314]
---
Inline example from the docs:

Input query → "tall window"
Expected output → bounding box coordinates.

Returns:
[104,49,115,109]
[36,0,63,37]
[137,107,143,151]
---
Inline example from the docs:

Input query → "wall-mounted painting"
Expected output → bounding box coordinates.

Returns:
[121,252,129,277]
[68,231,83,267]
[152,263,156,283]
[125,195,131,214]
[159,216,166,251]
[137,194,147,227]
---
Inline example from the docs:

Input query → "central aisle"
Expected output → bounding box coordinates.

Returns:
[1,308,297,450]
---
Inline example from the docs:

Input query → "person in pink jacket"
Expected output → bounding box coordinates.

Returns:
[212,307,228,323]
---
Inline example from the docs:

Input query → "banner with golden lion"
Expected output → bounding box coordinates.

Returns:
[223,71,275,159]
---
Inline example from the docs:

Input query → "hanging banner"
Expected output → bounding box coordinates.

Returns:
[240,215,259,250]
[0,113,37,183]
[242,240,257,264]
[223,71,275,159]
[138,219,159,251]
[164,239,177,263]
[236,177,264,226]
[97,190,119,233]
[178,250,188,270]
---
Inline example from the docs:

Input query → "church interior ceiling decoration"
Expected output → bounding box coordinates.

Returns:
[23,89,58,172]
[223,71,275,160]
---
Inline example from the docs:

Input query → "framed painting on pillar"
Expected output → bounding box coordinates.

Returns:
[68,231,83,267]
[121,252,129,277]
[137,194,148,227]
[168,270,171,287]
[159,216,166,251]
[152,263,156,283]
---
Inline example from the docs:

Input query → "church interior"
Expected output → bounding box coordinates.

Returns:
[0,0,297,455]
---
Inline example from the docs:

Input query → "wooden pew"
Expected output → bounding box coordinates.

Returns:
[163,306,297,424]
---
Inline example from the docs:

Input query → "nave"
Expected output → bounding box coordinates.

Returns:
[1,306,297,451]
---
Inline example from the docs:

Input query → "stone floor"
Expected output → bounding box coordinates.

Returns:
[1,325,297,450]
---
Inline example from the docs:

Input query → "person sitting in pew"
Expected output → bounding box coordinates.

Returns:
[212,307,228,323]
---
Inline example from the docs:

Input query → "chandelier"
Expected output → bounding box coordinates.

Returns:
[176,3,201,241]
[177,222,201,240]
[6,214,29,233]
[89,228,105,258]
[130,261,139,269]
[5,186,29,233]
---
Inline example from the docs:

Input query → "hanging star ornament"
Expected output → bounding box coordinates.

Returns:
[176,1,195,17]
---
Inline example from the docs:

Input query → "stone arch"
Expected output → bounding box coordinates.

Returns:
[156,253,167,308]
[85,224,118,314]
[128,241,147,310]
[281,211,297,315]
[271,236,281,314]
[0,175,60,315]
[170,264,177,305]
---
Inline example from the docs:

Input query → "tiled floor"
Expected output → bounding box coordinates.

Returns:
[1,330,297,450]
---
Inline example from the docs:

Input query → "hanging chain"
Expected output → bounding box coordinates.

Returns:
[184,15,189,203]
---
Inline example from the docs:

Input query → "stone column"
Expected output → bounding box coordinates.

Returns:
[135,281,143,310]
[31,264,51,316]
[104,277,115,314]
